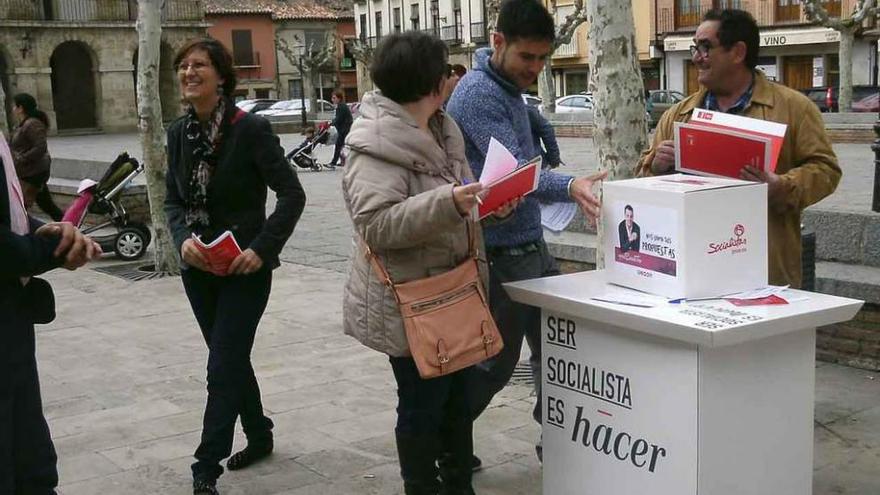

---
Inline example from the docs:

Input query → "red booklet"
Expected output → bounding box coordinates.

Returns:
[191,231,242,276]
[674,109,787,179]
[477,157,541,219]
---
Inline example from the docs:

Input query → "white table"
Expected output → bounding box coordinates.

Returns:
[504,270,863,495]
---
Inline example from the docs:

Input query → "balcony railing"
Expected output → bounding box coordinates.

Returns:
[657,1,776,34]
[0,0,203,22]
[440,24,463,44]
[553,39,578,58]
[234,51,261,69]
[470,22,487,44]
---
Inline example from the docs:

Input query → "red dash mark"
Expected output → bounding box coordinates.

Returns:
[597,409,613,417]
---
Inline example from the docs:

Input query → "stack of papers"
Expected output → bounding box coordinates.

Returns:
[477,138,541,219]
[674,109,786,179]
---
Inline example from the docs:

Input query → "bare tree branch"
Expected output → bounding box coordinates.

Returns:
[555,0,586,47]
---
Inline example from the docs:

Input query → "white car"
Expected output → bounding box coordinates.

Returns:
[255,100,301,117]
[522,94,544,114]
[554,94,594,113]
[269,99,335,118]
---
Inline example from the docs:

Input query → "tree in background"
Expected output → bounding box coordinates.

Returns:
[136,0,179,273]
[277,33,337,118]
[538,0,587,113]
[802,0,878,112]
[586,1,648,267]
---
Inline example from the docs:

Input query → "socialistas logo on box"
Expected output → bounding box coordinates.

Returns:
[707,224,748,255]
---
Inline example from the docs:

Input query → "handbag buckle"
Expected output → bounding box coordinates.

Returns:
[438,354,450,364]
[482,335,494,345]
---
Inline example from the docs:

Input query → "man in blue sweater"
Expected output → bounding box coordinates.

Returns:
[447,0,605,461]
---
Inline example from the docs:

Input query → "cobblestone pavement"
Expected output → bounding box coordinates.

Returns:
[34,132,880,494]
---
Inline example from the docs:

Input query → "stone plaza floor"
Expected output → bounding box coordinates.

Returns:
[34,133,880,494]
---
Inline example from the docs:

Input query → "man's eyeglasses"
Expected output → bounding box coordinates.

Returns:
[689,41,717,58]
[177,61,211,73]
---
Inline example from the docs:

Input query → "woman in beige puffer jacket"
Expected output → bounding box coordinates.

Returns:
[341,32,496,495]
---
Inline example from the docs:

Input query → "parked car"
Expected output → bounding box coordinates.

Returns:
[646,90,685,125]
[554,94,593,113]
[852,92,879,113]
[268,99,335,119]
[236,99,279,114]
[255,100,301,117]
[800,85,880,112]
[522,94,544,113]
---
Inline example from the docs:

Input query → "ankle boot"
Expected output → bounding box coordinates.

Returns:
[396,431,441,495]
[437,418,474,494]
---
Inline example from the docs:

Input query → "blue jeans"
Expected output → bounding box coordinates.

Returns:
[467,240,560,424]
[182,268,275,482]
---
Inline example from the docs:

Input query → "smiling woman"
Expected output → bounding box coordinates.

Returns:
[164,38,306,495]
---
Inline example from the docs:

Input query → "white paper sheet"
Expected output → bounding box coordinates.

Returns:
[540,201,577,232]
[480,137,518,184]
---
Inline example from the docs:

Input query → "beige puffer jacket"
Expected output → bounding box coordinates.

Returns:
[342,91,487,357]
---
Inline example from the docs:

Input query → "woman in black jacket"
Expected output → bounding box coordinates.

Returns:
[164,38,306,495]
[10,93,63,221]
[1,132,98,494]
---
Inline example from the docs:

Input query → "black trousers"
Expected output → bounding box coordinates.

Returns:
[182,268,274,482]
[329,131,348,166]
[20,172,63,222]
[467,240,560,424]
[390,357,474,492]
[0,356,58,495]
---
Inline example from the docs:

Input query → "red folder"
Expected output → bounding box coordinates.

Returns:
[477,158,541,219]
[675,108,787,179]
[191,231,243,276]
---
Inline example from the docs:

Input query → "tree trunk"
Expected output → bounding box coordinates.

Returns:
[538,63,556,113]
[586,1,648,268]
[136,0,179,274]
[0,80,8,135]
[837,28,854,112]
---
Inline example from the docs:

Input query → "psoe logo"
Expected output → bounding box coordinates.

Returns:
[696,110,714,120]
[707,224,747,255]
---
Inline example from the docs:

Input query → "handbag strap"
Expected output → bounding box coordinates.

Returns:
[361,219,476,289]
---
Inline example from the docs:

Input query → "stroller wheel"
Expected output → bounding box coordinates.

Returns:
[115,227,148,261]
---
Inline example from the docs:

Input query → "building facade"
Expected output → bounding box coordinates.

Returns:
[0,0,206,133]
[352,0,489,97]
[654,0,879,94]
[205,0,356,106]
[205,6,279,100]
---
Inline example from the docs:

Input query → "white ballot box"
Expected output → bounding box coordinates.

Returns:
[504,271,863,495]
[603,174,767,299]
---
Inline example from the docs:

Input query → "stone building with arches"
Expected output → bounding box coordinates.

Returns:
[0,0,207,134]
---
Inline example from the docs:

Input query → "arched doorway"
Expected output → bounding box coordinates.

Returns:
[50,41,98,130]
[0,52,12,132]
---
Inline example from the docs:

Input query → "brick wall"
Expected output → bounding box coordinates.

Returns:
[817,304,880,371]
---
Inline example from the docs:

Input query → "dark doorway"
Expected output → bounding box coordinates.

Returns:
[0,54,12,130]
[50,41,97,130]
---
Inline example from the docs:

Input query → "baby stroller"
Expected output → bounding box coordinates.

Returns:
[287,121,337,171]
[61,152,152,261]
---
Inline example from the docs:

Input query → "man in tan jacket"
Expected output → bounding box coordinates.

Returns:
[638,8,841,288]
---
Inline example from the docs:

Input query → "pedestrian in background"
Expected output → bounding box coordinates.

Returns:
[10,93,64,221]
[341,32,513,495]
[327,89,352,168]
[526,104,561,169]
[164,38,306,495]
[1,131,99,495]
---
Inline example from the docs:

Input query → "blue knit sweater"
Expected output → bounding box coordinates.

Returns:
[447,48,573,248]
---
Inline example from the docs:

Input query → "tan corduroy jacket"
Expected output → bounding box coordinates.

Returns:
[341,91,487,357]
[637,72,841,288]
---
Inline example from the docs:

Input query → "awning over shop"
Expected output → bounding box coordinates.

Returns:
[663,27,842,52]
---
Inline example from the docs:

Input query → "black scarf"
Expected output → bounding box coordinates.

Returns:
[184,98,227,231]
